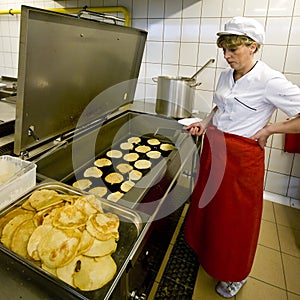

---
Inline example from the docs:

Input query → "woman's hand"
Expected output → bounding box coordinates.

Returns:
[250,115,300,149]
[250,126,270,149]
[184,121,206,136]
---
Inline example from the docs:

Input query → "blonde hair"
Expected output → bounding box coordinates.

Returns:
[217,35,261,53]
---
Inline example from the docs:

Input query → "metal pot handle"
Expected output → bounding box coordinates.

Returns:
[152,77,158,83]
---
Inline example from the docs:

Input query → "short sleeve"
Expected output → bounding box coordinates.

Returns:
[265,76,300,117]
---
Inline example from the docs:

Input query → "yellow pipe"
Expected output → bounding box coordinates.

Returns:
[0,6,131,26]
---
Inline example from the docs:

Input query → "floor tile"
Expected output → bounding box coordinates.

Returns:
[250,245,286,289]
[258,219,280,251]
[192,266,224,300]
[282,253,300,295]
[277,225,300,258]
[274,204,300,230]
[262,200,276,223]
[236,277,287,300]
[288,292,300,300]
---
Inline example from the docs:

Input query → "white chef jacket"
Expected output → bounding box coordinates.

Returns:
[212,60,300,137]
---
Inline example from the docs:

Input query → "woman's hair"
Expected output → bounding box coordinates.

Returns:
[217,35,261,53]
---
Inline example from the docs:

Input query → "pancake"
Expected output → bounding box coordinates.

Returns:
[104,173,123,185]
[107,192,124,202]
[106,150,122,159]
[37,228,82,268]
[83,167,102,178]
[52,205,88,230]
[1,213,34,248]
[127,136,141,144]
[134,159,152,170]
[28,189,64,211]
[86,212,119,241]
[73,255,117,291]
[120,142,134,151]
[146,150,161,159]
[72,179,92,191]
[123,153,139,163]
[128,170,143,181]
[147,138,160,146]
[27,224,53,260]
[116,163,133,174]
[56,255,83,287]
[88,186,108,198]
[94,158,112,168]
[135,145,151,153]
[83,237,117,257]
[10,219,36,258]
[160,143,175,151]
[120,180,135,193]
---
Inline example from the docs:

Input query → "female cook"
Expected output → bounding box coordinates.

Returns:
[184,16,300,298]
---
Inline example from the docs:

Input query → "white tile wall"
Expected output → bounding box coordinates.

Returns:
[0,0,299,205]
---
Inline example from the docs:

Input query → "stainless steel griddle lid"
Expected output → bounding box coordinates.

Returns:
[14,6,147,155]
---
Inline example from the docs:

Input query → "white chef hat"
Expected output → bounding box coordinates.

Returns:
[217,17,265,45]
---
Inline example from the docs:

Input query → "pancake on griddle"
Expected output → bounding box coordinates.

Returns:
[120,180,135,193]
[94,158,112,168]
[107,192,124,202]
[120,142,134,151]
[160,143,175,151]
[116,163,133,174]
[146,150,161,159]
[72,179,92,191]
[88,186,108,198]
[106,149,122,159]
[135,145,151,153]
[147,138,160,146]
[134,159,152,170]
[123,153,139,163]
[83,166,102,178]
[128,170,142,181]
[104,172,123,185]
[127,136,141,144]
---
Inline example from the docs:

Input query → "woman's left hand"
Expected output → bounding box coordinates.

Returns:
[250,126,270,149]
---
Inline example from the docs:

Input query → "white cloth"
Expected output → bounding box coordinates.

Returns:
[212,60,300,137]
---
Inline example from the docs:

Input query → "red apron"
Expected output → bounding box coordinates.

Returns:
[184,126,265,281]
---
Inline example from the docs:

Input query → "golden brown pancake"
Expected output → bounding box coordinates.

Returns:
[106,150,122,158]
[94,158,112,168]
[135,145,151,153]
[83,167,102,178]
[123,153,139,162]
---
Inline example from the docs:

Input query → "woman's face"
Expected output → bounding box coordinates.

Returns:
[222,43,256,73]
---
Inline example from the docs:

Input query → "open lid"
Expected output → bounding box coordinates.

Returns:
[14,6,147,155]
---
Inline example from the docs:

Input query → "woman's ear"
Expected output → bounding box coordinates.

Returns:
[250,42,258,54]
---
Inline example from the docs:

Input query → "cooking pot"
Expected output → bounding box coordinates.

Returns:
[153,76,197,119]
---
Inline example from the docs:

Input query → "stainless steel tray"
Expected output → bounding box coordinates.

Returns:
[0,182,145,300]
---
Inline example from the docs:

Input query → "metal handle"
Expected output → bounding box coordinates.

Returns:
[152,77,158,83]
[77,6,125,24]
[190,58,215,80]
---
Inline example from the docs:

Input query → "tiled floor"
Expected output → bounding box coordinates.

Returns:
[149,200,300,300]
[193,200,300,300]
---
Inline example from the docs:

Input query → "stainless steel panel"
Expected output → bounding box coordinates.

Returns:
[14,6,147,155]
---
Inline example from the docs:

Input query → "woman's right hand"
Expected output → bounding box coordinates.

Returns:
[184,121,206,136]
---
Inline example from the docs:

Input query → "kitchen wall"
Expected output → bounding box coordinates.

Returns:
[0,0,299,207]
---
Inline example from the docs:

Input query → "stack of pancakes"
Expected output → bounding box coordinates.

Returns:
[0,189,119,291]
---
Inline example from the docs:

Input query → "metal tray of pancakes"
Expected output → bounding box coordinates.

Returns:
[0,181,145,300]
